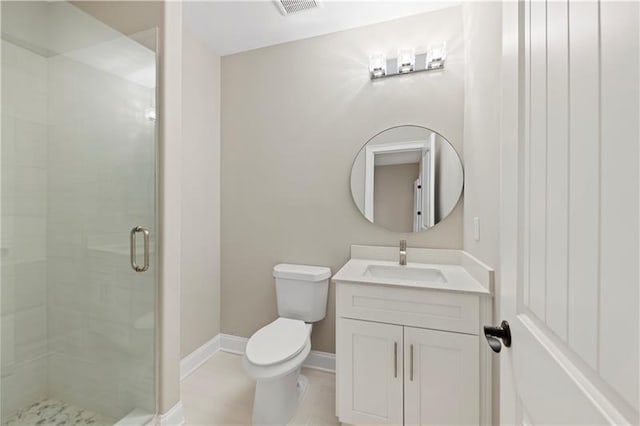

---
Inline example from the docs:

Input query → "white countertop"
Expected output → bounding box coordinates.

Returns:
[332,245,494,295]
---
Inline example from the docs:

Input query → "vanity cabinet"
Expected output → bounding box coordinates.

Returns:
[336,282,490,426]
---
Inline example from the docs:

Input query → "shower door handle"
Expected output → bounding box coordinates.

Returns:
[130,226,150,272]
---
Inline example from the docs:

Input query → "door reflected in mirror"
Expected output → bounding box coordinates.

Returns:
[350,125,463,233]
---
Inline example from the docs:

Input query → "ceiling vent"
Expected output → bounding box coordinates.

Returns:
[275,0,323,16]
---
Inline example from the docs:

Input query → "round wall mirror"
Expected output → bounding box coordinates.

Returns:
[350,125,463,233]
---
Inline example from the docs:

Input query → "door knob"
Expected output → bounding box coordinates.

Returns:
[483,320,511,353]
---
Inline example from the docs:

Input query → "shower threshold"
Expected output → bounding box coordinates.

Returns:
[3,399,115,426]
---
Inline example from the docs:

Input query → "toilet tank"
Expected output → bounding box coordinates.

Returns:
[273,264,331,323]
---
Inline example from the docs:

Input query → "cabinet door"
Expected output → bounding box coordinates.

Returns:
[404,327,479,425]
[337,318,404,425]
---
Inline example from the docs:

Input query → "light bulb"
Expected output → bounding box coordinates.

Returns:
[397,48,415,74]
[369,52,387,78]
[426,42,447,69]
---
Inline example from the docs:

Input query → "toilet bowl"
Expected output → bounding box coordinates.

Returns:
[243,264,331,426]
[243,318,312,425]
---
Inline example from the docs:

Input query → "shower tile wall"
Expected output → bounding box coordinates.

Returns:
[1,40,49,419]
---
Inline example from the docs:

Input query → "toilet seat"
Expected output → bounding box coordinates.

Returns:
[246,317,311,367]
[243,339,310,381]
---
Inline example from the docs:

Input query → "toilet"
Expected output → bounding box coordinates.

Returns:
[243,263,331,425]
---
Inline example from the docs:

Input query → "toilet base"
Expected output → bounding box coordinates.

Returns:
[252,368,308,425]
[297,374,308,401]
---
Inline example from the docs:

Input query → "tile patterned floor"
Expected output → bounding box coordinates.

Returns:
[181,351,340,425]
[3,399,114,426]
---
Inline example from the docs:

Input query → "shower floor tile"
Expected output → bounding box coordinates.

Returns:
[3,399,114,426]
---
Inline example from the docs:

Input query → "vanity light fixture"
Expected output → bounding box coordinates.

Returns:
[369,52,387,78]
[369,43,447,80]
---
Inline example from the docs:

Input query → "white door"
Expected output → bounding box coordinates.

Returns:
[337,319,404,425]
[498,1,639,424]
[404,327,479,426]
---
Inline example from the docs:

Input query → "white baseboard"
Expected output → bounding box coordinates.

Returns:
[303,350,335,373]
[180,334,221,379]
[219,333,248,355]
[158,401,184,426]
[180,333,335,377]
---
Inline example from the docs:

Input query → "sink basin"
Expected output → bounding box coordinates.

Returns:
[363,264,447,284]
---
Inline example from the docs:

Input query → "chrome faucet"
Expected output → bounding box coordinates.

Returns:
[399,240,407,266]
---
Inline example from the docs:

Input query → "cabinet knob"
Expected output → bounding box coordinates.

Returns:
[483,320,511,353]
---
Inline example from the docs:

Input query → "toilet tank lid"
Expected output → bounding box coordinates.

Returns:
[273,264,332,281]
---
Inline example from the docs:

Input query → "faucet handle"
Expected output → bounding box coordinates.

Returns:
[400,239,407,250]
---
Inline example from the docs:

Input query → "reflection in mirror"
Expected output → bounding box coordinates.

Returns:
[350,125,463,233]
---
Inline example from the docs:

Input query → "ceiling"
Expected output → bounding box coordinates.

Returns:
[183,1,460,56]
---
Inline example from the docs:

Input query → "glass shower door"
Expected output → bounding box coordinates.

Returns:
[1,2,157,424]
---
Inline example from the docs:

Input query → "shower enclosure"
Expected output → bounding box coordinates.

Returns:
[1,2,157,424]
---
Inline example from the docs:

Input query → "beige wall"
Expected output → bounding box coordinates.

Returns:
[374,163,419,232]
[71,1,163,37]
[180,29,221,358]
[221,7,465,353]
[461,2,502,423]
[462,3,501,271]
